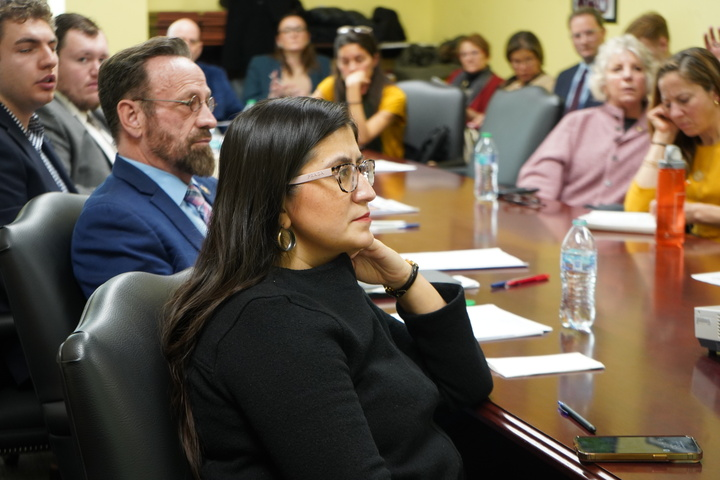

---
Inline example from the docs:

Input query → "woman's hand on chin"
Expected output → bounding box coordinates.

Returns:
[350,239,411,287]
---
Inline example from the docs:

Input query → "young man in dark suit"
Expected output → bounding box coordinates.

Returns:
[71,36,218,298]
[553,7,606,115]
[0,0,77,387]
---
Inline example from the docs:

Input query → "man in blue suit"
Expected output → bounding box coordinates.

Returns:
[167,17,243,121]
[72,36,218,298]
[553,7,606,115]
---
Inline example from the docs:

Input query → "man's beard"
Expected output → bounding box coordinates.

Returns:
[148,127,215,178]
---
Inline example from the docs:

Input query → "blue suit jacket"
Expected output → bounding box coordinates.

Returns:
[198,61,244,122]
[553,63,603,114]
[71,156,217,298]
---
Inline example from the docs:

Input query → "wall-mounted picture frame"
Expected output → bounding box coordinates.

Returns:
[572,0,617,23]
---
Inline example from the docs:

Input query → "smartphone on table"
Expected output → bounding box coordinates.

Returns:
[574,435,702,463]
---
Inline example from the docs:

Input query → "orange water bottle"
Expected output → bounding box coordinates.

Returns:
[655,144,686,247]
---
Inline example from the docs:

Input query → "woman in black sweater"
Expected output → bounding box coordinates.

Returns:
[163,96,493,480]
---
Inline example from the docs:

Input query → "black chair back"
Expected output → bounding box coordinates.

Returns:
[0,192,88,478]
[398,79,466,165]
[59,270,192,480]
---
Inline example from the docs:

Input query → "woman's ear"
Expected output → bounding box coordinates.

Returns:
[278,209,291,230]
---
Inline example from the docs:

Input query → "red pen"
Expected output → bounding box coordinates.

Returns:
[491,274,550,289]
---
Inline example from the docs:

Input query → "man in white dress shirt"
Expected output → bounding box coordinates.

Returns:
[37,13,114,192]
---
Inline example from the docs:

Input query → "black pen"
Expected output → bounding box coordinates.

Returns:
[558,401,596,434]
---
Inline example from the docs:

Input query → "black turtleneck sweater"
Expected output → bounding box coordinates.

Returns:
[189,254,493,479]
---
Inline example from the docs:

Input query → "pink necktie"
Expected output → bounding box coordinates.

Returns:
[184,184,212,225]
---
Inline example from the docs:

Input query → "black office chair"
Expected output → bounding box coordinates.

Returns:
[397,79,465,166]
[59,270,192,480]
[0,313,49,466]
[0,192,88,479]
[472,86,563,186]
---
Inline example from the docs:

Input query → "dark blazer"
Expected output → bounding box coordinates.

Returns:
[36,98,113,193]
[0,105,77,384]
[554,63,602,114]
[198,62,244,121]
[71,156,217,298]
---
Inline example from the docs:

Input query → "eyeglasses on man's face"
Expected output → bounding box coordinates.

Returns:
[137,95,216,113]
[288,159,375,193]
[336,25,373,35]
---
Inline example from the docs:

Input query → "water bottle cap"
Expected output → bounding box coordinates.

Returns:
[658,144,685,169]
[572,218,588,227]
[481,132,492,138]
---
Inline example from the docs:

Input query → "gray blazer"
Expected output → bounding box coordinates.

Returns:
[37,98,113,193]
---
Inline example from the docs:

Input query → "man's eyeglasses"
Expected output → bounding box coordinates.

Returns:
[336,25,373,35]
[137,95,216,113]
[288,159,375,193]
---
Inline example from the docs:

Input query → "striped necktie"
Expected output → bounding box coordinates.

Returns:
[184,183,212,225]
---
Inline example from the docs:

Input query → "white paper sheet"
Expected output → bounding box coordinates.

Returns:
[369,196,419,216]
[468,304,552,342]
[692,271,720,286]
[374,159,417,173]
[399,248,527,271]
[487,352,605,378]
[578,211,655,234]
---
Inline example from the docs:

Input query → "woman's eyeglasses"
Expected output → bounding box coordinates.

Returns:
[336,25,373,35]
[279,26,307,34]
[288,159,375,193]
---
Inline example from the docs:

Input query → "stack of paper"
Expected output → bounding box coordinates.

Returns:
[487,352,605,378]
[578,211,655,234]
[369,196,419,216]
[468,304,551,342]
[400,248,527,270]
[374,159,417,173]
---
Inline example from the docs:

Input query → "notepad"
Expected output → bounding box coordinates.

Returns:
[399,248,527,271]
[468,304,552,342]
[692,272,720,286]
[487,352,605,378]
[374,159,417,173]
[369,196,419,216]
[578,211,656,234]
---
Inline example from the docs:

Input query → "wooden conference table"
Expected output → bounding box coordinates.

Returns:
[370,158,720,480]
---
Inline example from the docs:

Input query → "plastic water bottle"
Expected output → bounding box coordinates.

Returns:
[560,219,597,332]
[474,132,498,201]
[655,144,686,247]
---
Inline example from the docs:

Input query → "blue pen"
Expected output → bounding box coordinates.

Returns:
[558,401,596,433]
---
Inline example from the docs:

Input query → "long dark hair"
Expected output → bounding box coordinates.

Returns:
[162,97,357,479]
[332,29,389,115]
[274,12,320,75]
[652,48,720,165]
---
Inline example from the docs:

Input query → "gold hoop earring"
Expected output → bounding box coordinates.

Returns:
[715,99,720,106]
[277,227,296,252]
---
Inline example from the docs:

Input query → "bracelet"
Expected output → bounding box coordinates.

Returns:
[652,141,668,147]
[384,260,419,298]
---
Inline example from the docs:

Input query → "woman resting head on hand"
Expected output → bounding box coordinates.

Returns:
[163,97,492,479]
[313,26,406,158]
[624,47,720,239]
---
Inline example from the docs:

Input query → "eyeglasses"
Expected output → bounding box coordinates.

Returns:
[137,95,216,113]
[288,159,375,193]
[498,192,543,208]
[571,29,601,40]
[336,25,373,35]
[279,26,307,34]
